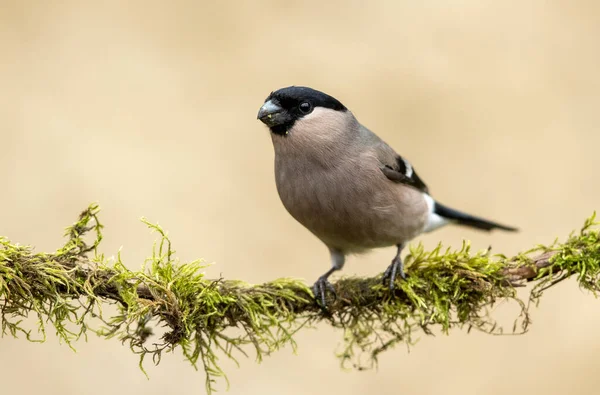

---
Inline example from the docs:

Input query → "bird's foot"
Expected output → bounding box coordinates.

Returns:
[311,276,337,309]
[382,256,406,291]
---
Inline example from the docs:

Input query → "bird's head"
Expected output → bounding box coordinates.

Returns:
[257,86,348,136]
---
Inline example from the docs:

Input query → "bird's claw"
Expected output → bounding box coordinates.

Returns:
[382,256,406,291]
[311,276,337,309]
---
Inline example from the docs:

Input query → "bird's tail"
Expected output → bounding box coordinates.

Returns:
[434,201,518,232]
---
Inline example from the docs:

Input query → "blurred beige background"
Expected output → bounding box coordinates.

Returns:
[1,0,599,394]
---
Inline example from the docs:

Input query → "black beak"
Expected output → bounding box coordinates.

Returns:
[257,100,284,126]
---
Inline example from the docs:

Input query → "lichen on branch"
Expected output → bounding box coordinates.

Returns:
[1,205,599,393]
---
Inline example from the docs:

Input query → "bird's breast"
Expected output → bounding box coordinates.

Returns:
[274,156,429,252]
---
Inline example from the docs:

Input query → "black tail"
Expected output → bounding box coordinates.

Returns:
[434,201,518,232]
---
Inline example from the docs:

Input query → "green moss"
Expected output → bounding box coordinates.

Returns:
[1,205,599,393]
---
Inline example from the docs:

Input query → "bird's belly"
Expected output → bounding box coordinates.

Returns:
[275,166,428,253]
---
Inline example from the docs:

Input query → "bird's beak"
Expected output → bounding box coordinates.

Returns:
[257,100,284,126]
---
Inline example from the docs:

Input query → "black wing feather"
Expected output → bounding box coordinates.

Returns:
[381,155,429,194]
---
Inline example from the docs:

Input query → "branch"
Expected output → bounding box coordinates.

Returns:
[1,205,599,393]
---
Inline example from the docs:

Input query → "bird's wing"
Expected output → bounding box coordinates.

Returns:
[357,123,430,194]
[380,154,429,194]
[369,138,429,194]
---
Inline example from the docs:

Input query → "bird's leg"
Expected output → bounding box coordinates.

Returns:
[382,243,406,291]
[312,248,345,308]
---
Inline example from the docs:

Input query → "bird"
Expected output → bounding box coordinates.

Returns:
[256,86,517,307]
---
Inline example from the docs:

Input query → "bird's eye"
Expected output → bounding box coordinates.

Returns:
[298,101,313,114]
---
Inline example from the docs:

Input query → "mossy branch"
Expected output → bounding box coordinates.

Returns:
[1,205,599,393]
